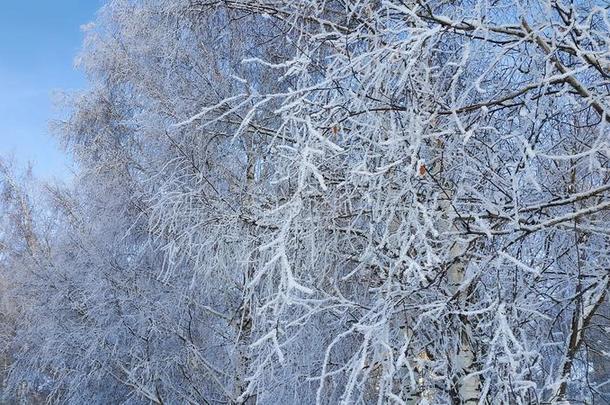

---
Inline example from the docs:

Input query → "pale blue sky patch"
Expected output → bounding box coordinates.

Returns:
[0,1,103,179]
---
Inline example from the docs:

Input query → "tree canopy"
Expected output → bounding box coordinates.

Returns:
[1,0,610,403]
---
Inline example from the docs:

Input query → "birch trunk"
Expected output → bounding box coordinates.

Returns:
[434,156,481,404]
[233,150,257,404]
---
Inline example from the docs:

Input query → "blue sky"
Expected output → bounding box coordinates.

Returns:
[0,1,104,180]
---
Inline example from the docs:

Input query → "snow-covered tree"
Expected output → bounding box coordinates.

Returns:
[2,0,610,403]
